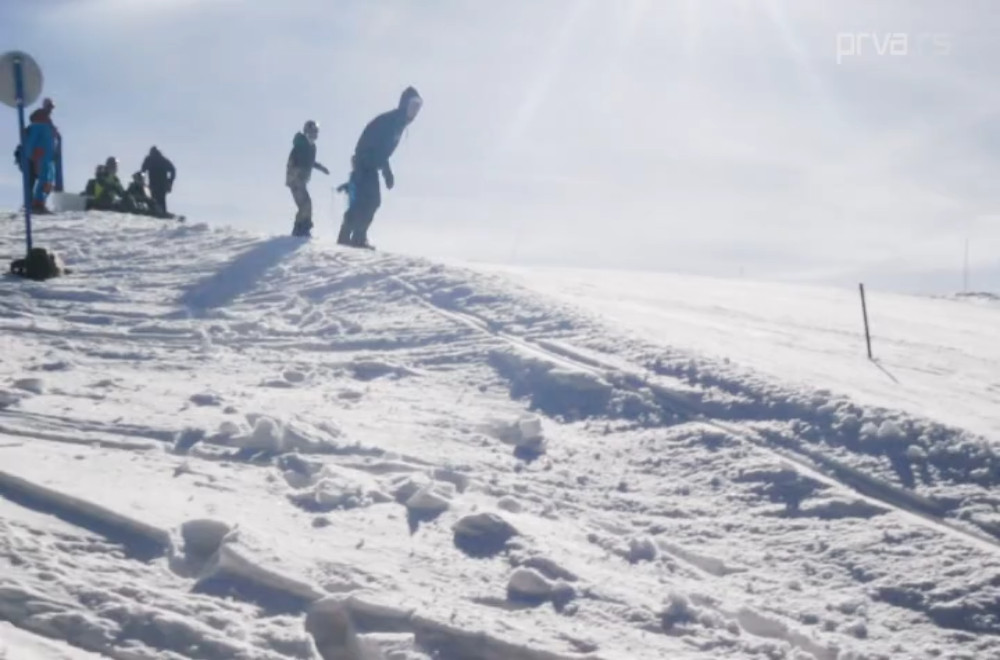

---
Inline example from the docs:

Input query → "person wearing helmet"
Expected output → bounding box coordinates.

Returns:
[82,164,106,207]
[93,157,126,210]
[286,119,330,237]
[336,86,422,249]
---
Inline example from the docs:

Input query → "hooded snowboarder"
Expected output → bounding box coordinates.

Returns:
[140,146,176,214]
[336,86,422,249]
[287,120,329,237]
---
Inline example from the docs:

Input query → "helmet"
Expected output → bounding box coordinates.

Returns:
[303,120,319,138]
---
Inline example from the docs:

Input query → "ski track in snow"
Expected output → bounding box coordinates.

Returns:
[1,212,999,659]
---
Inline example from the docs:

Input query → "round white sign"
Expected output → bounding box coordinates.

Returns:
[0,51,44,109]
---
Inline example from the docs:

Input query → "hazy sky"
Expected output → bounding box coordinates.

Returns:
[1,0,998,294]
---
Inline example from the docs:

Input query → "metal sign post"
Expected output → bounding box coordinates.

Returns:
[0,50,44,256]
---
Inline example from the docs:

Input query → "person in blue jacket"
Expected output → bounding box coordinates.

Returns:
[336,86,422,249]
[286,120,329,237]
[22,113,57,213]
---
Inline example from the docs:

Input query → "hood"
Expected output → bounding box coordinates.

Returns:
[398,86,421,110]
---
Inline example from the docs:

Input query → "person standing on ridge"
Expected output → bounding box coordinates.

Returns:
[14,98,60,198]
[286,120,329,237]
[140,146,176,214]
[336,86,422,249]
[22,110,57,213]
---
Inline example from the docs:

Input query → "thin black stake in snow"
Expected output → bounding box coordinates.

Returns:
[963,238,970,293]
[859,282,873,360]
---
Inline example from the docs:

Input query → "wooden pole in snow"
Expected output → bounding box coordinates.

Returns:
[859,283,873,360]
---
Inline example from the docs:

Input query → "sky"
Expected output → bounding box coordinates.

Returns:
[1,0,998,295]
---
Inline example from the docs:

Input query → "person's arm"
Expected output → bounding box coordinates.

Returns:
[313,161,329,175]
[382,161,394,189]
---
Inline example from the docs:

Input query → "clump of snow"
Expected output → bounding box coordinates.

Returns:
[627,536,658,564]
[204,543,325,602]
[405,482,454,518]
[0,388,25,409]
[315,477,375,511]
[304,597,374,660]
[289,466,390,512]
[485,414,549,457]
[845,619,868,639]
[189,392,222,407]
[390,473,432,504]
[338,388,364,401]
[660,592,699,631]
[218,419,247,437]
[181,518,232,561]
[507,568,554,604]
[283,369,307,384]
[877,419,905,441]
[453,512,519,558]
[13,378,45,395]
[509,552,579,582]
[431,467,470,493]
[497,496,523,513]
[278,453,326,489]
[350,359,419,381]
[859,421,880,443]
[514,415,548,456]
[283,419,344,453]
[230,416,284,452]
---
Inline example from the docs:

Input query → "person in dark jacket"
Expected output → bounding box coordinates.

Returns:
[336,86,422,249]
[140,147,176,213]
[286,120,329,237]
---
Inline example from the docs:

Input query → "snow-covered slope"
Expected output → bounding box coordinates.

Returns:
[469,265,1000,442]
[2,212,999,660]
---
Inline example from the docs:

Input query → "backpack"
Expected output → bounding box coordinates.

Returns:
[9,247,67,281]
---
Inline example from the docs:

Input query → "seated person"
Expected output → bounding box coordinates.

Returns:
[125,172,170,217]
[82,164,105,200]
[89,157,126,211]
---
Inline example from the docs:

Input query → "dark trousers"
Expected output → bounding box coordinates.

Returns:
[150,183,168,213]
[337,167,380,247]
[290,182,312,235]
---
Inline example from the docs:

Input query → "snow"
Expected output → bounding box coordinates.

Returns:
[0,622,107,659]
[1,211,999,659]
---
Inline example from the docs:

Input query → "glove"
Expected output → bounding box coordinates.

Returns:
[383,169,394,190]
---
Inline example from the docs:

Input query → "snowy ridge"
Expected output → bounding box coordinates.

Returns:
[1,211,999,659]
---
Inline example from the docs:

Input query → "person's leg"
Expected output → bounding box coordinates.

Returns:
[350,169,381,247]
[150,183,167,213]
[32,161,53,213]
[290,182,312,236]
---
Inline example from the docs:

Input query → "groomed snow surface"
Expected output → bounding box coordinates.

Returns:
[1,211,999,660]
